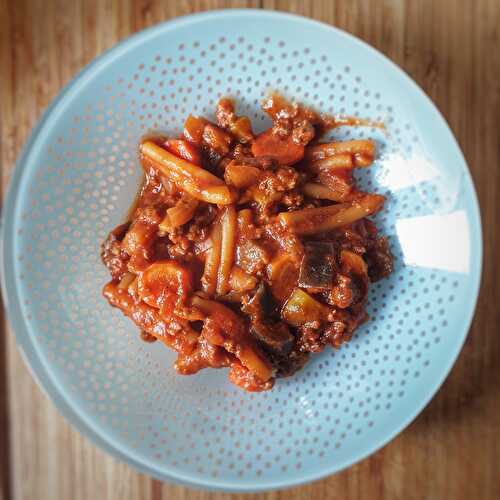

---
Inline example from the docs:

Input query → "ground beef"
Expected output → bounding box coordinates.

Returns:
[215,98,236,129]
[291,118,315,145]
[175,336,232,374]
[271,347,309,378]
[328,274,355,309]
[228,362,275,392]
[166,231,193,258]
[236,240,271,276]
[296,321,326,353]
[366,236,394,281]
[258,167,298,193]
[100,222,130,281]
[281,190,304,209]
[264,221,304,264]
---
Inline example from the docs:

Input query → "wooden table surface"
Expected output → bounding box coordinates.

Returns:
[1,1,499,499]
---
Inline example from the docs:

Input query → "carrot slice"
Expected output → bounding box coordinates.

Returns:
[251,129,304,165]
[183,114,207,144]
[224,162,262,189]
[137,260,192,309]
[164,139,203,165]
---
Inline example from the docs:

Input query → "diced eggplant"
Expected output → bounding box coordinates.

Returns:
[365,237,394,282]
[243,283,295,356]
[250,320,294,356]
[298,241,336,289]
[242,282,279,320]
[273,348,310,378]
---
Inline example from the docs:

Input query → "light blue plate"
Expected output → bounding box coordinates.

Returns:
[0,9,482,492]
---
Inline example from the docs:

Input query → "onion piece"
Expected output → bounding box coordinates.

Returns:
[267,254,299,303]
[282,288,330,327]
[159,194,199,232]
[229,267,258,292]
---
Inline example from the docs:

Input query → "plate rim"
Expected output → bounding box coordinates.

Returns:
[0,8,483,492]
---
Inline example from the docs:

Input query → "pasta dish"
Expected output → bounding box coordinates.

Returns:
[101,94,393,391]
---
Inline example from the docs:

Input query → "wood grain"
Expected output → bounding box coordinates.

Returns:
[1,0,499,499]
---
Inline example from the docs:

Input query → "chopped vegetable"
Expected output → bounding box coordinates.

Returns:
[164,138,203,165]
[159,194,199,232]
[229,267,258,292]
[228,362,274,392]
[122,220,157,257]
[236,208,253,232]
[340,249,368,277]
[237,239,271,275]
[183,114,207,144]
[261,93,296,119]
[267,254,299,302]
[251,128,304,165]
[242,282,279,320]
[137,260,192,309]
[215,97,254,143]
[202,123,233,156]
[298,242,336,289]
[250,321,294,356]
[224,161,262,189]
[365,237,394,282]
[264,221,304,264]
[282,288,329,327]
[118,272,135,290]
[335,250,369,306]
[230,116,253,143]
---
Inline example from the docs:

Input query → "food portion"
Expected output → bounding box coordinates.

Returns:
[101,94,393,392]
